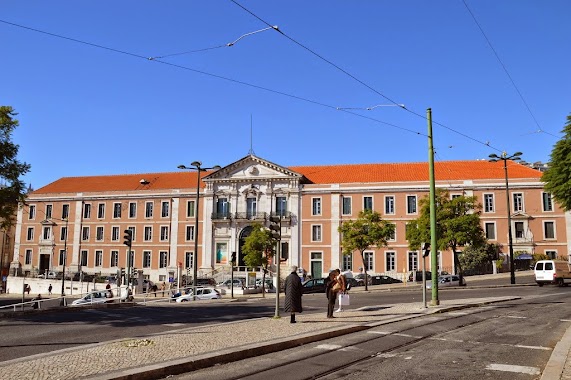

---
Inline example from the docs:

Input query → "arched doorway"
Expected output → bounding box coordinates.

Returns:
[237,225,253,271]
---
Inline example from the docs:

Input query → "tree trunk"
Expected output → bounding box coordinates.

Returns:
[361,250,368,291]
[452,246,464,285]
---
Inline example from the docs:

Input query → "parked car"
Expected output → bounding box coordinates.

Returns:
[194,278,217,286]
[38,271,60,279]
[535,260,571,286]
[346,277,361,288]
[175,287,221,302]
[427,275,466,289]
[408,271,432,282]
[302,278,327,294]
[255,278,274,289]
[354,273,372,286]
[371,275,402,285]
[71,290,112,306]
[218,278,245,288]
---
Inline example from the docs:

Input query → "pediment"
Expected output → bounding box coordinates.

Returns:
[204,154,302,182]
[511,211,532,220]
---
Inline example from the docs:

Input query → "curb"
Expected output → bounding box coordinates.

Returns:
[541,322,571,380]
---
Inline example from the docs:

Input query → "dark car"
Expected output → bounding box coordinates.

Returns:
[371,275,403,285]
[408,271,432,282]
[354,273,372,286]
[195,278,216,286]
[302,278,327,294]
[346,277,361,288]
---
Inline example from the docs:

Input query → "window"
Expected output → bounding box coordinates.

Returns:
[186,225,195,241]
[83,203,91,219]
[544,221,555,239]
[543,193,553,212]
[95,250,103,267]
[60,226,68,241]
[276,196,287,216]
[82,226,89,241]
[312,225,322,241]
[342,253,353,271]
[217,198,229,217]
[113,203,122,218]
[515,222,524,238]
[187,200,195,218]
[160,226,169,241]
[42,226,52,240]
[342,196,352,215]
[128,226,136,241]
[80,250,88,266]
[513,193,523,212]
[29,205,36,219]
[363,252,373,271]
[363,197,373,211]
[161,201,170,218]
[407,195,417,214]
[59,250,66,266]
[451,194,462,199]
[408,251,418,272]
[145,202,153,218]
[25,249,32,265]
[159,251,168,268]
[385,252,396,271]
[388,224,396,241]
[185,252,194,269]
[98,203,105,219]
[26,227,34,241]
[129,202,137,218]
[144,226,153,241]
[110,251,119,267]
[45,204,53,219]
[484,194,494,213]
[545,250,557,260]
[485,222,496,240]
[111,226,119,241]
[246,198,257,218]
[96,226,104,241]
[312,198,321,216]
[281,242,289,260]
[143,251,151,268]
[385,196,395,214]
[62,204,69,219]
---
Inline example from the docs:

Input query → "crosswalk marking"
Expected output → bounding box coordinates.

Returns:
[486,363,540,375]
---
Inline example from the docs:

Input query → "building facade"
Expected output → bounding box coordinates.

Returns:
[9,155,571,283]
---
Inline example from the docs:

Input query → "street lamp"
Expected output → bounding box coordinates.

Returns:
[60,218,69,306]
[178,161,221,300]
[489,151,523,285]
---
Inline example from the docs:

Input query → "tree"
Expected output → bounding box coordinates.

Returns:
[459,243,500,274]
[338,209,395,291]
[241,222,276,296]
[541,113,571,211]
[405,189,486,282]
[0,106,30,229]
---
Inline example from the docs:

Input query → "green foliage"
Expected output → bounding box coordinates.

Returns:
[405,189,485,253]
[241,222,275,269]
[338,209,395,255]
[532,253,549,263]
[459,243,500,272]
[0,106,30,228]
[542,114,571,211]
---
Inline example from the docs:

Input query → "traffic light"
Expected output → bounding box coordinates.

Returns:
[422,242,430,257]
[231,251,236,266]
[269,215,281,240]
[120,267,125,278]
[123,229,133,247]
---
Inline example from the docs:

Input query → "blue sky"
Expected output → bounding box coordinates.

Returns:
[2,1,570,189]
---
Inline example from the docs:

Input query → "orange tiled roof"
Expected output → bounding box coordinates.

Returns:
[32,160,542,194]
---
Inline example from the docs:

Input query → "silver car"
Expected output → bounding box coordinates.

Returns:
[71,290,112,306]
[427,275,466,289]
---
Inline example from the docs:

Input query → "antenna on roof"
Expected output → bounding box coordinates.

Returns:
[248,114,255,155]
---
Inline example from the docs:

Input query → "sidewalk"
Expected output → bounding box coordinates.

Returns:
[0,295,524,380]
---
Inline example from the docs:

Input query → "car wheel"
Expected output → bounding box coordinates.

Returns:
[558,278,565,287]
[537,283,543,287]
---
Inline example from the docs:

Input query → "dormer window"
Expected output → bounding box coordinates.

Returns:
[246,198,257,219]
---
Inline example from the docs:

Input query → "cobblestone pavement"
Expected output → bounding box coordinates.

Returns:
[0,296,521,380]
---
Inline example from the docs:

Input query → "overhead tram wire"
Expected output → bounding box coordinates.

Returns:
[147,26,277,60]
[462,0,558,139]
[229,0,516,153]
[0,19,425,138]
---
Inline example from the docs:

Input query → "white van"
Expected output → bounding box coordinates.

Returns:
[534,260,571,287]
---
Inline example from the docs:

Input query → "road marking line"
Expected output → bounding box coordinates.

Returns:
[486,363,540,375]
[513,344,551,351]
[163,323,185,327]
[429,337,465,343]
[560,319,571,322]
[505,316,527,319]
[315,344,343,350]
[393,333,423,339]
[376,353,397,358]
[447,312,468,316]
[367,331,390,335]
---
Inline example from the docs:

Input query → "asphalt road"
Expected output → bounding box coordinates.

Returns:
[0,272,539,363]
[171,288,570,380]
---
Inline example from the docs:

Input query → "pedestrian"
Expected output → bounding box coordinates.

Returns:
[334,269,347,312]
[26,284,31,295]
[152,284,158,297]
[325,270,338,318]
[48,284,52,295]
[32,294,42,309]
[284,265,303,323]
[106,283,111,290]
[161,282,166,297]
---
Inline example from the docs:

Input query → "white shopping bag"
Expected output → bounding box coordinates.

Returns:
[338,293,350,306]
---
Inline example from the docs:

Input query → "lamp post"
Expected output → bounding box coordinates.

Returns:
[178,162,220,300]
[489,151,523,285]
[60,218,69,306]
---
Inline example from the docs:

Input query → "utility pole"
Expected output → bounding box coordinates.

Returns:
[427,108,439,306]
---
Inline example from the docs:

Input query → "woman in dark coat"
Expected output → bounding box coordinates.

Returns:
[284,266,303,323]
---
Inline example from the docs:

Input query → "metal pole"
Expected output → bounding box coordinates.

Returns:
[427,108,439,306]
[60,218,68,307]
[274,232,281,318]
[504,158,516,285]
[422,248,427,309]
[193,166,201,301]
